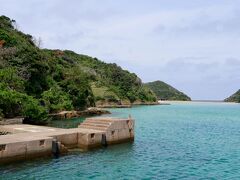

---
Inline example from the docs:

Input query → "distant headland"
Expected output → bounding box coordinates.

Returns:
[145,81,191,101]
[224,89,240,103]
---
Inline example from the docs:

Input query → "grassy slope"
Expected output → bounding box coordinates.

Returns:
[145,81,191,101]
[41,49,157,105]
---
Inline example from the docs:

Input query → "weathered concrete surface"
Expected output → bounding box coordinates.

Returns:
[0,124,61,134]
[0,118,23,125]
[0,133,53,163]
[0,117,134,163]
[79,117,134,145]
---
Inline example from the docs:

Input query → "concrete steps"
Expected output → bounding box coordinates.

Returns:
[78,125,108,131]
[83,119,112,125]
[80,122,109,128]
[84,119,114,123]
[78,121,109,131]
[78,118,115,131]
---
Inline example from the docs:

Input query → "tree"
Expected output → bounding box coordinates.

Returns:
[0,86,47,124]
[0,67,24,91]
[41,86,73,113]
[60,66,95,110]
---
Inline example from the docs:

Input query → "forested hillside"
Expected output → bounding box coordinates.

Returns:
[145,81,191,101]
[224,90,240,103]
[0,16,156,124]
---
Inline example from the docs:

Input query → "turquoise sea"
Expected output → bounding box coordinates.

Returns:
[1,102,240,179]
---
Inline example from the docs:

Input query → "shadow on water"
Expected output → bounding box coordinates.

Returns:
[0,141,135,173]
[47,114,110,129]
[47,117,86,128]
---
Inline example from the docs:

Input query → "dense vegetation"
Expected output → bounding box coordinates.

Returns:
[0,16,156,124]
[145,81,191,101]
[224,90,240,103]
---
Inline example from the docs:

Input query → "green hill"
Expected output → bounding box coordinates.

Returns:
[145,81,191,101]
[0,15,157,124]
[224,90,240,103]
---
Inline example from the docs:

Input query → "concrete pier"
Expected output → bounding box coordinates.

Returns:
[0,117,134,163]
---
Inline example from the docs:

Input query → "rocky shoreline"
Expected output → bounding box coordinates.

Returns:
[96,104,132,108]
[50,108,111,120]
[132,101,160,105]
[0,102,160,124]
[0,108,111,125]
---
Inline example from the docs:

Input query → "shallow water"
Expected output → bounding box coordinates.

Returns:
[1,102,240,179]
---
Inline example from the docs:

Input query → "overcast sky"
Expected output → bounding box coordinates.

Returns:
[1,0,240,100]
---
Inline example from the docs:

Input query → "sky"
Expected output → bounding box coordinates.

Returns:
[1,0,240,100]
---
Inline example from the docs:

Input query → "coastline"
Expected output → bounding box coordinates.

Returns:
[2,101,236,125]
[0,108,111,125]
[49,108,111,120]
[158,100,238,104]
[96,101,160,108]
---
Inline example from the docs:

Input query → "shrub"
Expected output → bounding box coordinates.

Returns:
[105,95,119,103]
[41,86,73,113]
[22,96,48,125]
[0,29,17,47]
[0,88,23,118]
[0,67,24,91]
[60,67,95,110]
[0,87,47,124]
[0,109,3,120]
